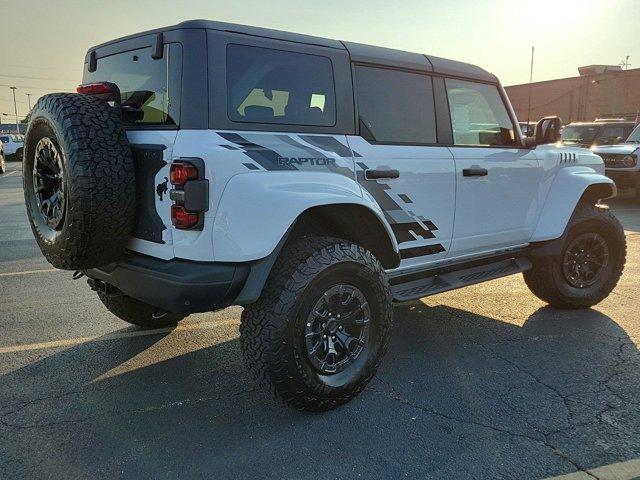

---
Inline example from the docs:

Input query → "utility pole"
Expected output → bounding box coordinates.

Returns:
[26,93,32,111]
[9,86,18,133]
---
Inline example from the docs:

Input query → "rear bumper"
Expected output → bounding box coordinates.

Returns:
[86,254,250,314]
[605,169,640,190]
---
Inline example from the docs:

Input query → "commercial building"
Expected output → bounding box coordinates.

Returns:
[505,65,640,124]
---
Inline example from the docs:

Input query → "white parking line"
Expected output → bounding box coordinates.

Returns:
[0,170,18,179]
[0,318,239,354]
[0,268,59,277]
[544,458,640,479]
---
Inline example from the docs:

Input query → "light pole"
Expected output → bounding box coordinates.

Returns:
[26,93,32,111]
[9,86,19,133]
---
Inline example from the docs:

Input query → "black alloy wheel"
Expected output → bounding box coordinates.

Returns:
[304,284,370,375]
[32,137,65,230]
[562,232,609,288]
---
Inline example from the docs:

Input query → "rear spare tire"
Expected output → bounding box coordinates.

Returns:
[23,93,135,270]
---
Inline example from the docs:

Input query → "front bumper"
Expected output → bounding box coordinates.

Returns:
[605,169,640,190]
[86,254,250,314]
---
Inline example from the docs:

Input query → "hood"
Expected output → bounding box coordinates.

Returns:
[591,143,639,155]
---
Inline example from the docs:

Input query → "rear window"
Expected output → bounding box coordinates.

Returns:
[84,44,182,126]
[226,44,336,127]
[354,66,437,144]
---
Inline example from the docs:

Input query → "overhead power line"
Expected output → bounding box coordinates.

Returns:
[1,62,78,73]
[0,73,78,83]
[0,83,74,92]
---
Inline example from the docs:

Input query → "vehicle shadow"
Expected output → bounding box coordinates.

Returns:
[0,303,638,479]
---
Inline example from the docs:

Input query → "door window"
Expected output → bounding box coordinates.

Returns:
[226,44,336,127]
[446,79,517,146]
[355,66,436,144]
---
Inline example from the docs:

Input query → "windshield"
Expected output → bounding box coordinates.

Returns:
[0,136,9,143]
[561,125,599,145]
[627,124,640,143]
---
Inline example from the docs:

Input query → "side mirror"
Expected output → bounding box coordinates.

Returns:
[534,116,563,145]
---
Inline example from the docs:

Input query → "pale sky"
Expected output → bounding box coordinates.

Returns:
[1,0,638,120]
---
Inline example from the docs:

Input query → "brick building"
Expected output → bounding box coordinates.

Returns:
[505,65,640,124]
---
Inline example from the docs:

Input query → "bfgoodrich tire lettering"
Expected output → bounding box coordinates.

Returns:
[240,236,393,411]
[524,204,626,309]
[23,93,136,270]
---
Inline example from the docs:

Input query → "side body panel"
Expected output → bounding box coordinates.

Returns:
[347,136,456,268]
[447,147,542,257]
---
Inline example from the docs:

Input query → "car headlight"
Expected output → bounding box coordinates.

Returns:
[622,154,637,167]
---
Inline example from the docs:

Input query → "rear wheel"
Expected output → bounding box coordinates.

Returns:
[524,204,626,309]
[96,291,185,329]
[240,236,393,411]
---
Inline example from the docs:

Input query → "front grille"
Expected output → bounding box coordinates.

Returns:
[600,154,636,168]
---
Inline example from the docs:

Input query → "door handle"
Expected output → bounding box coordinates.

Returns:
[365,169,400,180]
[462,167,488,177]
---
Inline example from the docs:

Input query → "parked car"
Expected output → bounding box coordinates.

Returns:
[561,121,635,148]
[0,134,24,160]
[22,20,626,411]
[592,123,640,197]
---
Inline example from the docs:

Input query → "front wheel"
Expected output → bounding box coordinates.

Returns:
[240,236,393,411]
[524,204,626,309]
[0,153,5,173]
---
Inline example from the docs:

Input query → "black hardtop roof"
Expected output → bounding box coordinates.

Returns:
[89,19,497,83]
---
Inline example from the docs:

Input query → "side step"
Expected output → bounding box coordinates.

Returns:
[391,257,532,302]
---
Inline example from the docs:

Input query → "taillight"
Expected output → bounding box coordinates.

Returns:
[76,82,120,102]
[168,158,208,230]
[170,162,198,186]
[171,205,199,229]
[76,83,111,95]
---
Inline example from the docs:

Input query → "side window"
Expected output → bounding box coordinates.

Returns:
[226,44,336,127]
[85,44,182,126]
[355,66,436,144]
[445,79,516,146]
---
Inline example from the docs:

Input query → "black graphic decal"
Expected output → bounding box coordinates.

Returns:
[400,244,446,259]
[156,177,169,201]
[300,135,361,158]
[218,132,296,171]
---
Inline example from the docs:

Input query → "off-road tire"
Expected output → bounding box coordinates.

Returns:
[97,291,185,329]
[23,93,135,270]
[524,204,626,309]
[240,236,393,411]
[0,152,5,173]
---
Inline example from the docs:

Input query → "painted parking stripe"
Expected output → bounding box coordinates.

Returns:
[0,268,59,277]
[544,458,640,479]
[0,318,239,354]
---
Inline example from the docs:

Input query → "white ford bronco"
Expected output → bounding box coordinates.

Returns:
[23,20,626,411]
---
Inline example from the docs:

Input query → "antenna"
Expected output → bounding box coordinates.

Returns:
[526,46,535,128]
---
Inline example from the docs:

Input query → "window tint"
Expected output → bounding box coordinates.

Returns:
[355,66,436,144]
[226,44,336,127]
[446,79,516,146]
[85,44,182,126]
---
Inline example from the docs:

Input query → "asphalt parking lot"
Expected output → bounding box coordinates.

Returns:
[1,160,640,480]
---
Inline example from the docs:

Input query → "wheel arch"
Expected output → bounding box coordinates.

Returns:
[530,168,616,243]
